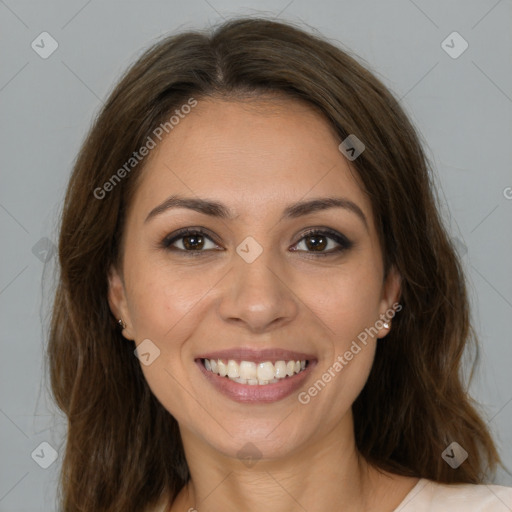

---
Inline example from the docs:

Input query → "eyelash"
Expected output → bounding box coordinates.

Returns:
[160,227,353,257]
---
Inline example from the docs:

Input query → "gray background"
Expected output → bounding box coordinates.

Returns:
[1,0,511,510]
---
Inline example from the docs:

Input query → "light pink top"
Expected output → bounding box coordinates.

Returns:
[394,478,512,511]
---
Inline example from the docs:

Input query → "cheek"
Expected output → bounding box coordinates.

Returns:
[123,260,213,421]
[316,263,383,412]
[303,261,384,344]
[124,256,217,340]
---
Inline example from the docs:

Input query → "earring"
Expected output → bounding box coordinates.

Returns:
[383,322,390,329]
[118,319,126,329]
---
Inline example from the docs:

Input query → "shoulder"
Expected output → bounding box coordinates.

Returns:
[395,478,512,511]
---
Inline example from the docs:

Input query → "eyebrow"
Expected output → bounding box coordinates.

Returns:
[144,194,368,228]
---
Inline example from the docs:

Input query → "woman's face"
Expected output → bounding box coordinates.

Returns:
[109,97,400,462]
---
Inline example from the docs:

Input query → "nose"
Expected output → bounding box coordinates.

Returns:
[217,250,299,333]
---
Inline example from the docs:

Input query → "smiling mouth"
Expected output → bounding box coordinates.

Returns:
[200,358,309,385]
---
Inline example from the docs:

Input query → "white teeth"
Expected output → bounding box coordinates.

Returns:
[203,358,308,385]
[217,360,227,377]
[257,361,275,381]
[239,361,257,380]
[275,360,287,378]
[227,360,239,379]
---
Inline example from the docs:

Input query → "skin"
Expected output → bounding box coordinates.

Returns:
[108,97,419,512]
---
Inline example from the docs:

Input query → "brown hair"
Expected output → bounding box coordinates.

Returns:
[48,16,502,511]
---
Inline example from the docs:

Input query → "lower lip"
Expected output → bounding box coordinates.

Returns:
[196,359,316,403]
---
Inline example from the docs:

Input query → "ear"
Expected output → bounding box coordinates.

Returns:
[377,265,401,339]
[107,264,135,340]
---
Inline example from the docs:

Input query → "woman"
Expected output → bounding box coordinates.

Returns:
[48,17,512,511]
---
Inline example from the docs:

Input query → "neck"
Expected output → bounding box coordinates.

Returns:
[174,414,379,512]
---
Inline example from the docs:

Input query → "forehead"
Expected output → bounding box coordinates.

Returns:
[129,97,373,223]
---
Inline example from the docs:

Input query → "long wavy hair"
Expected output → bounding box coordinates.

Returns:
[48,17,502,511]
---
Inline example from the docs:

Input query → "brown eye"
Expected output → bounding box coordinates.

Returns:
[182,233,205,250]
[292,229,353,255]
[162,229,220,252]
[304,234,328,251]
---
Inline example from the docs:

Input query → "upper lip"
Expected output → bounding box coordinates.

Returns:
[196,348,316,364]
